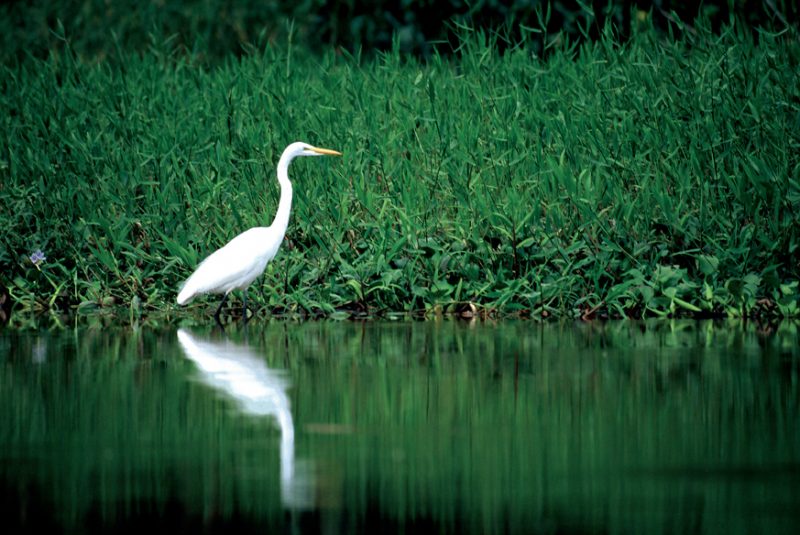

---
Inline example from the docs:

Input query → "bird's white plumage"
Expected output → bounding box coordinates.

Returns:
[177,227,283,304]
[176,141,341,311]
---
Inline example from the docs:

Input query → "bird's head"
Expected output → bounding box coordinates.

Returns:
[285,141,342,159]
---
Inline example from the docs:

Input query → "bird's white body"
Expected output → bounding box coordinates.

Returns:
[176,141,341,311]
[176,226,286,305]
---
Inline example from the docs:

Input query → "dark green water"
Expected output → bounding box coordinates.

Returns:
[1,320,798,534]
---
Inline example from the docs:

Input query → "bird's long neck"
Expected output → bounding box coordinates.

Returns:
[270,153,294,234]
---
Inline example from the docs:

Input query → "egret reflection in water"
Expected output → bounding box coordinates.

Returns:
[176,328,312,510]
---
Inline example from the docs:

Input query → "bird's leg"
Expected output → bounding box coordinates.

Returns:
[242,289,249,323]
[213,293,229,325]
[214,318,226,333]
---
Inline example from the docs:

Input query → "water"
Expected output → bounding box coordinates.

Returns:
[1,320,798,534]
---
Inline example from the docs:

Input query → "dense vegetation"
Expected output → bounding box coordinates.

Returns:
[2,0,797,62]
[1,3,799,322]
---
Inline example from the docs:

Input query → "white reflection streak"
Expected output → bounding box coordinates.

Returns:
[176,328,311,509]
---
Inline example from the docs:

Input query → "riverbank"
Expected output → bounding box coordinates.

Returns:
[2,22,798,321]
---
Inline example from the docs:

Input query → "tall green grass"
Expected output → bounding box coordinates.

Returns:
[1,22,799,320]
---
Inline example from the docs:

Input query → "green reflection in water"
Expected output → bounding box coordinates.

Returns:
[1,320,799,534]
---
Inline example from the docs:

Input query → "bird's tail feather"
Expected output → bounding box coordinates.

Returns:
[176,283,195,305]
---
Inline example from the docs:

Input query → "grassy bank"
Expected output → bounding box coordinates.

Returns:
[1,23,799,321]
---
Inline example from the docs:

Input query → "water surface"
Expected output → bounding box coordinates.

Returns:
[1,320,798,534]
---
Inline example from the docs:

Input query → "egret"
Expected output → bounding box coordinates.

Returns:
[176,142,342,322]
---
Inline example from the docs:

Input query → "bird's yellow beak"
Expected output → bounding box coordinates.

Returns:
[310,146,342,156]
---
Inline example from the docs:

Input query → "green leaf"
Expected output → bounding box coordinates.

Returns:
[697,255,719,276]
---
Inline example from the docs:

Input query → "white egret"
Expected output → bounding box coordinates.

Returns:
[177,142,342,321]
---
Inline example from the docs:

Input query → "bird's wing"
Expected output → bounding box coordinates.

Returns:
[178,227,283,302]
